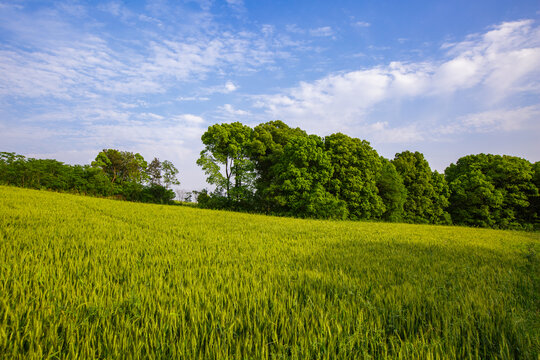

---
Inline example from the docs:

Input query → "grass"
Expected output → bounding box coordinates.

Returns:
[0,185,538,359]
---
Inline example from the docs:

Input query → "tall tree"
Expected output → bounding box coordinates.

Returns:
[269,135,347,219]
[196,122,254,201]
[324,133,385,220]
[377,158,407,222]
[250,120,307,211]
[146,158,162,185]
[161,160,180,188]
[392,151,450,224]
[446,168,503,227]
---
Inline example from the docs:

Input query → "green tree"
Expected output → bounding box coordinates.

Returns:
[196,122,254,202]
[91,149,148,185]
[161,160,180,188]
[531,161,540,227]
[146,158,162,185]
[392,151,450,224]
[324,133,385,220]
[430,171,452,224]
[446,168,503,227]
[269,135,347,219]
[250,120,307,211]
[0,152,26,186]
[377,158,407,222]
[445,154,537,229]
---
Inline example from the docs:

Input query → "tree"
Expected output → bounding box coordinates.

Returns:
[161,160,180,188]
[392,151,450,224]
[250,120,307,211]
[196,122,254,202]
[146,158,162,185]
[430,171,452,225]
[324,133,385,220]
[446,168,503,227]
[0,152,27,186]
[268,135,347,219]
[445,154,537,229]
[91,149,148,184]
[377,158,407,222]
[530,161,540,227]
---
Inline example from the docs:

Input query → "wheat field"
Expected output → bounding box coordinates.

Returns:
[0,186,538,359]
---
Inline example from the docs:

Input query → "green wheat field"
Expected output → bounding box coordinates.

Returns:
[0,186,538,359]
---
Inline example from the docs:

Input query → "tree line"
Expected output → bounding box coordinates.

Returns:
[1,120,538,229]
[196,121,539,230]
[0,149,179,204]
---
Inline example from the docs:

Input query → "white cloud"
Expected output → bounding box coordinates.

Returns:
[353,21,371,27]
[139,113,165,121]
[220,104,250,116]
[0,12,288,101]
[285,24,305,34]
[177,96,210,101]
[224,81,238,92]
[174,114,206,125]
[261,24,274,36]
[201,81,239,96]
[456,106,540,133]
[368,123,424,143]
[310,26,334,37]
[226,0,244,6]
[254,20,540,138]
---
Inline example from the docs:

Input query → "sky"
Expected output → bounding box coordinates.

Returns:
[1,0,539,191]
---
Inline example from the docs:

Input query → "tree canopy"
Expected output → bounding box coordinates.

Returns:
[445,154,538,229]
[196,122,255,204]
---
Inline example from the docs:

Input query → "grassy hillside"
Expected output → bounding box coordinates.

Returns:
[0,186,538,359]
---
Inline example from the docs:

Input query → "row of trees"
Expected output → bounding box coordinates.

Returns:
[1,121,538,229]
[196,121,539,230]
[0,150,180,204]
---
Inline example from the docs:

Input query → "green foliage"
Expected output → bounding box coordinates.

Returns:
[447,169,503,227]
[250,121,307,209]
[377,158,407,222]
[197,122,255,201]
[195,121,537,228]
[0,151,180,205]
[392,151,451,224]
[269,135,347,219]
[531,162,540,227]
[1,186,538,359]
[92,149,148,184]
[446,154,538,229]
[161,160,180,188]
[325,133,384,220]
[146,157,162,185]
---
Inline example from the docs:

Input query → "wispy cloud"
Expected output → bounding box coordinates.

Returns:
[442,106,540,134]
[353,21,371,27]
[0,8,291,101]
[219,104,251,116]
[310,26,334,37]
[177,96,210,102]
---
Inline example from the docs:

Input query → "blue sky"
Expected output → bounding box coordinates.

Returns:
[1,0,539,190]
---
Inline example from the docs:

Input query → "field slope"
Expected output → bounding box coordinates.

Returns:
[0,186,539,359]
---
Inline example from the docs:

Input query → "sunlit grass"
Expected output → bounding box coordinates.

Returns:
[0,186,538,359]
